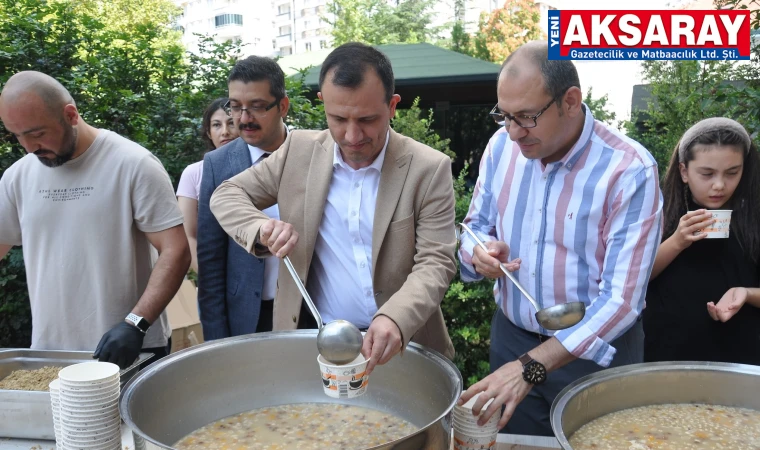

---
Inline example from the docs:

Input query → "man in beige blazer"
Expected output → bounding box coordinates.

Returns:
[210,42,456,374]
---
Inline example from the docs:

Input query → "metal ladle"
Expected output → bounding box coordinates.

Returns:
[457,222,585,330]
[283,255,364,365]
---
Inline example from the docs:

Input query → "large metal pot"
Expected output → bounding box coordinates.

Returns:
[550,361,760,449]
[120,331,462,449]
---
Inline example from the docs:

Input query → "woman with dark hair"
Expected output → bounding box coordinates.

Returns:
[176,98,238,273]
[644,117,760,365]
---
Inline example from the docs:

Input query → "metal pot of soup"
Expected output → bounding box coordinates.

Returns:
[120,331,462,449]
[550,361,760,449]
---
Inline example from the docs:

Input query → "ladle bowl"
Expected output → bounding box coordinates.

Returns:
[316,319,364,365]
[456,222,586,331]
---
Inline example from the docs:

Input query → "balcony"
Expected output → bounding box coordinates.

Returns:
[276,33,293,49]
[215,13,242,28]
[214,13,243,39]
[275,11,291,25]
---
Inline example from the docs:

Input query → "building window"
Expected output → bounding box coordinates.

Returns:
[278,4,290,14]
[304,20,310,29]
[319,40,328,49]
[280,46,292,56]
[215,14,242,27]
[305,42,312,51]
[278,25,291,37]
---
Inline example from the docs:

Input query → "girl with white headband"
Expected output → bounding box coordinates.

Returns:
[643,117,760,365]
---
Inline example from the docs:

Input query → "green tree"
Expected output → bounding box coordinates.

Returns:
[324,0,442,45]
[0,0,326,348]
[623,1,760,174]
[470,0,544,63]
[623,60,742,174]
[448,0,477,57]
[584,87,617,126]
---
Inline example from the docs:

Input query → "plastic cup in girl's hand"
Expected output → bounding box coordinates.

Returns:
[696,210,732,238]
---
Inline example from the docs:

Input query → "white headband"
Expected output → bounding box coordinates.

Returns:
[678,117,751,163]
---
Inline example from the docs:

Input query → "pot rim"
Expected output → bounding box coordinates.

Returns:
[119,330,463,450]
[549,360,760,448]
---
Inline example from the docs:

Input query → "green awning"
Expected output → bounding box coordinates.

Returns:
[280,43,501,88]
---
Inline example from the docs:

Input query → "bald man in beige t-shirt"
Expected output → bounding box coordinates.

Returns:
[0,71,190,369]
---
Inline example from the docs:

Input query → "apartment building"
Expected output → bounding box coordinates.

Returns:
[173,0,558,57]
[173,0,278,56]
[272,0,332,56]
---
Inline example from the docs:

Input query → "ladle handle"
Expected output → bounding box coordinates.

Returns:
[283,255,323,330]
[458,222,542,313]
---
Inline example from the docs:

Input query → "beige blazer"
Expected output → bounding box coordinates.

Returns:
[209,129,456,359]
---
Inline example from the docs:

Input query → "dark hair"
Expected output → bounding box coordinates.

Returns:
[200,98,229,150]
[501,43,580,105]
[318,42,395,102]
[228,55,286,100]
[661,128,760,262]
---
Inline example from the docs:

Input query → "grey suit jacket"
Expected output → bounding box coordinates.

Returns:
[197,137,266,340]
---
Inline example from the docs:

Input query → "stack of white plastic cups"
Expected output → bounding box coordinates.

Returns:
[56,362,122,450]
[49,378,63,448]
[453,392,500,450]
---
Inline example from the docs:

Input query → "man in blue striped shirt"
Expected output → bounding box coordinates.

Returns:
[457,41,663,436]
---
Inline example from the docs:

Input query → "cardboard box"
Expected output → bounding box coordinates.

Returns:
[165,279,204,353]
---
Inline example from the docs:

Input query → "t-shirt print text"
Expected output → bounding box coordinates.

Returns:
[38,187,95,202]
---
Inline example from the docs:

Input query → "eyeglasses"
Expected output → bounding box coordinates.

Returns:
[224,99,280,119]
[489,96,558,129]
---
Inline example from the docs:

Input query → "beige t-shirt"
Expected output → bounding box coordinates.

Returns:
[0,130,183,351]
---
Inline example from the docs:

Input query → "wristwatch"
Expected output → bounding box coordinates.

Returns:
[518,353,547,385]
[125,313,150,334]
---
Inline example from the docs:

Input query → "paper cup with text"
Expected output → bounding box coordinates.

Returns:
[453,391,499,450]
[694,209,732,238]
[317,354,371,399]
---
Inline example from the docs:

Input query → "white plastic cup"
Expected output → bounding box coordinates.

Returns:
[61,431,121,448]
[58,362,120,385]
[453,420,499,437]
[60,411,120,427]
[453,410,499,428]
[694,209,732,238]
[60,380,118,393]
[61,421,121,439]
[59,379,119,395]
[59,405,120,421]
[453,391,499,449]
[62,411,120,425]
[61,422,120,439]
[316,354,371,399]
[59,401,119,415]
[59,391,120,407]
[453,431,498,450]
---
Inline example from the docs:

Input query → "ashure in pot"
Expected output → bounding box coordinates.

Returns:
[120,331,462,450]
[550,361,760,449]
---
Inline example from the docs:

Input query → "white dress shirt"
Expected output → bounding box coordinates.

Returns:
[248,145,280,301]
[307,132,390,328]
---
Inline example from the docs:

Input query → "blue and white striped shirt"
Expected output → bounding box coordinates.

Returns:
[459,108,663,367]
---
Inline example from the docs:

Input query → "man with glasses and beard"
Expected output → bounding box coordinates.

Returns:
[0,71,190,370]
[197,56,289,340]
[456,41,663,436]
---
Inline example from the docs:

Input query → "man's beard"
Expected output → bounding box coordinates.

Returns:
[35,124,77,168]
